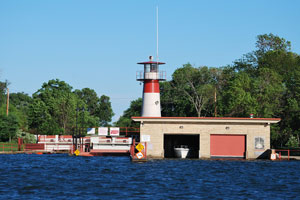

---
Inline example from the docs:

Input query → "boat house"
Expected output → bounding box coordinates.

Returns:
[132,117,280,159]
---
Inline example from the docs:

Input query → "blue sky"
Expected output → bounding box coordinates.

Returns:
[1,0,300,122]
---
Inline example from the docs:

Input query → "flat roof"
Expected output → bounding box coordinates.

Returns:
[132,117,281,124]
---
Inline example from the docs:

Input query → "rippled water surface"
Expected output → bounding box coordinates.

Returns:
[0,154,300,199]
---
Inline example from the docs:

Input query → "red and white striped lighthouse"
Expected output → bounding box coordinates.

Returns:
[137,56,166,117]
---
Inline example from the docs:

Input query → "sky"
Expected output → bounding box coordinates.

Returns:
[1,0,300,122]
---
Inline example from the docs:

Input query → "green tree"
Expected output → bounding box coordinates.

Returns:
[285,135,299,148]
[28,98,53,134]
[0,81,8,113]
[161,80,196,117]
[219,72,257,117]
[97,95,114,126]
[255,33,291,57]
[74,88,114,126]
[171,64,218,117]
[254,68,284,117]
[0,114,19,142]
[74,88,99,115]
[28,79,77,135]
[115,98,142,127]
[9,92,33,130]
[225,33,299,148]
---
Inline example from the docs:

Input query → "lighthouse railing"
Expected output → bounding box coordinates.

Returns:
[136,71,166,80]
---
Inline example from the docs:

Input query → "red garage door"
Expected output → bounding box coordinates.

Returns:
[210,135,246,157]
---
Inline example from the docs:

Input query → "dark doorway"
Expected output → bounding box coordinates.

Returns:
[164,134,200,158]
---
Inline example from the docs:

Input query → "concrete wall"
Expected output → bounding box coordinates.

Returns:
[140,122,270,159]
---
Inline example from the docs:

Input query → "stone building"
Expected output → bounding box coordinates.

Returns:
[132,117,280,159]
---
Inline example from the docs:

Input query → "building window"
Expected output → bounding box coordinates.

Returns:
[255,137,265,150]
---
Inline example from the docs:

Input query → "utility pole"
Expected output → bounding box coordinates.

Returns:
[214,87,217,117]
[7,87,10,142]
[6,87,9,116]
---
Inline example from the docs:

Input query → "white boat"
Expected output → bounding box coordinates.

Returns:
[174,145,190,158]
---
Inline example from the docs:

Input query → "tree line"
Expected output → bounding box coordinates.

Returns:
[116,33,300,148]
[0,79,114,142]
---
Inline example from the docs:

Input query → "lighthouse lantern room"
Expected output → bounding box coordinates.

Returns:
[137,56,166,117]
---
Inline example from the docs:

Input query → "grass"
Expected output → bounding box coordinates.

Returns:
[0,143,22,152]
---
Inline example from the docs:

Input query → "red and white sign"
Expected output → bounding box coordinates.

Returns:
[98,127,108,136]
[110,127,120,136]
[136,151,144,159]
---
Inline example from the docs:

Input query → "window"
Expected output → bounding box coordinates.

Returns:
[255,137,265,150]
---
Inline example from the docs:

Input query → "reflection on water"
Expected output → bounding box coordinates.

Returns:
[0,154,300,199]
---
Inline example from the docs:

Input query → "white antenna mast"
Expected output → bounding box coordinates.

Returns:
[156,6,159,63]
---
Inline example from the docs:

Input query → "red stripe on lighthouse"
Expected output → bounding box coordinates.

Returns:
[144,80,160,93]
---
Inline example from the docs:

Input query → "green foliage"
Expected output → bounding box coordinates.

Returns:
[74,88,114,126]
[115,98,142,127]
[28,79,76,135]
[9,92,32,130]
[0,81,8,107]
[74,88,99,115]
[161,81,195,117]
[27,79,109,135]
[97,95,114,126]
[170,64,218,117]
[220,72,257,117]
[0,77,114,139]
[16,130,36,143]
[255,33,291,56]
[0,114,19,142]
[285,135,299,148]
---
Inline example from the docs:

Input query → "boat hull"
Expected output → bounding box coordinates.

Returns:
[174,147,190,158]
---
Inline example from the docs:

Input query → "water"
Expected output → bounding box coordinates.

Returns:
[0,154,299,199]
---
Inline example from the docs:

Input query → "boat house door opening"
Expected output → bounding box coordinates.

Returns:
[164,134,200,158]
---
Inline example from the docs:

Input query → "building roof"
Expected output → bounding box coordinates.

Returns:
[131,117,281,124]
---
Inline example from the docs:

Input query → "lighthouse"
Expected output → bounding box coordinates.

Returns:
[137,56,166,117]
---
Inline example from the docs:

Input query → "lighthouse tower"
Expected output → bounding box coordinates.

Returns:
[137,56,166,117]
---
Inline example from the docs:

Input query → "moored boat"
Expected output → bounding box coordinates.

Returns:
[174,145,190,158]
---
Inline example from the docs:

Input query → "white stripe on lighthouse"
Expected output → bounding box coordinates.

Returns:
[142,93,161,117]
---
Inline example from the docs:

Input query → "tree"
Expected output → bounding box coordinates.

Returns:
[161,80,196,117]
[97,95,114,126]
[171,64,217,117]
[233,33,292,75]
[28,98,54,134]
[10,92,33,109]
[9,92,33,130]
[219,72,257,117]
[254,68,284,117]
[74,88,114,126]
[255,33,291,57]
[285,135,299,148]
[0,114,19,142]
[0,80,8,113]
[74,88,99,115]
[28,79,77,135]
[115,98,142,127]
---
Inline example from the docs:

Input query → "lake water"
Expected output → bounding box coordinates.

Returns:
[0,154,299,199]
